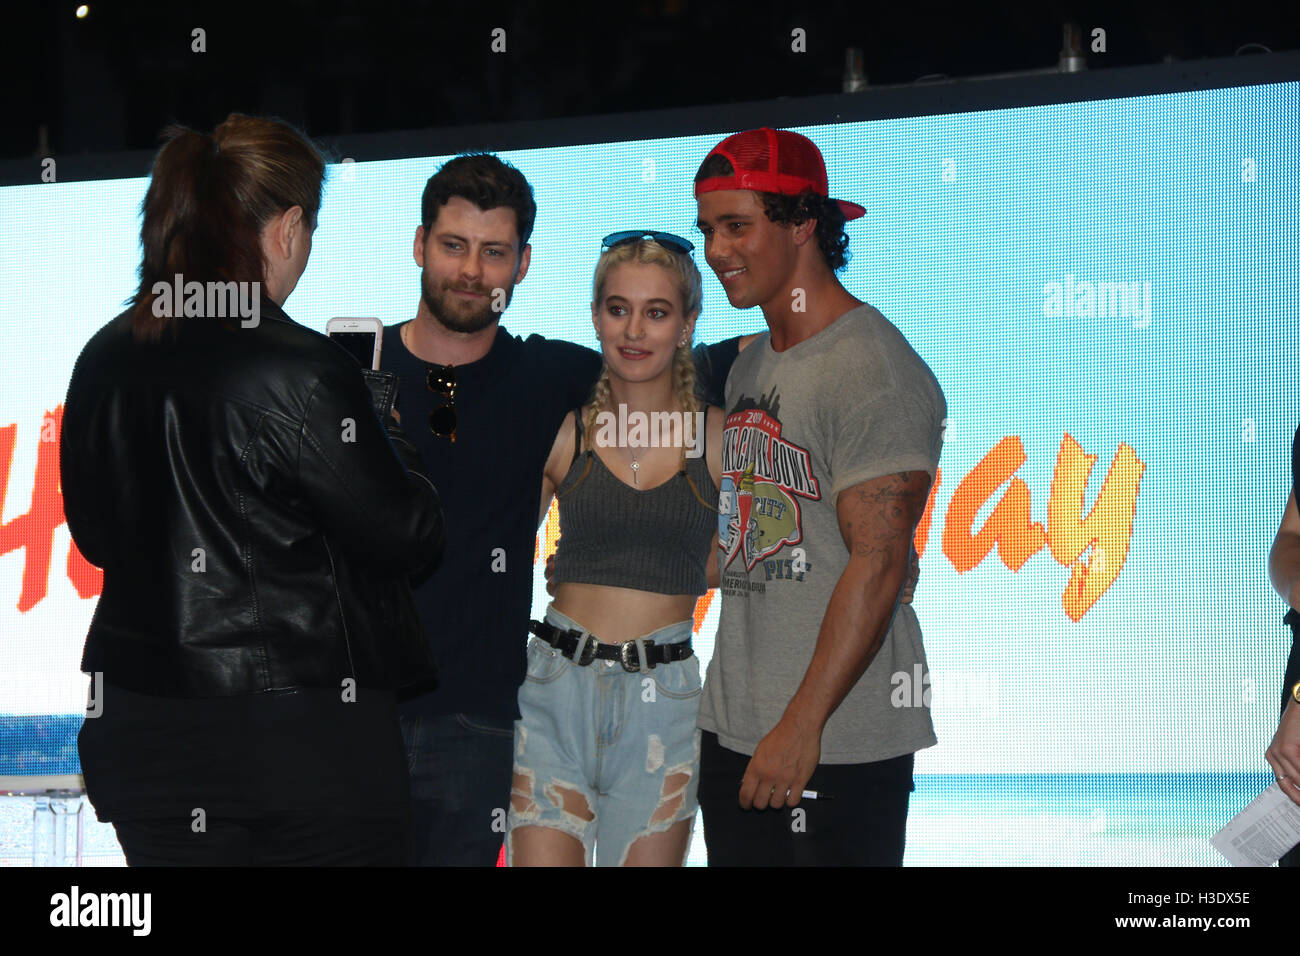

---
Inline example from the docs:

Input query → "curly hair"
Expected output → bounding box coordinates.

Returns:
[693,152,850,272]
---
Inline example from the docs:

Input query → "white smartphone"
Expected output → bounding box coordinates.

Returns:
[326,317,383,369]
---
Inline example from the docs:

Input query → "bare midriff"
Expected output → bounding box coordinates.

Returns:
[552,582,696,644]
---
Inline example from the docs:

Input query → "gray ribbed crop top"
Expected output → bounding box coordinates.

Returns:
[551,408,718,596]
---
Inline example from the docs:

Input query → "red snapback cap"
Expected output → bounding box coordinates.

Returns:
[694,126,866,221]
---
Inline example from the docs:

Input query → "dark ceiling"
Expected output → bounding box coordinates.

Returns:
[3,0,1297,160]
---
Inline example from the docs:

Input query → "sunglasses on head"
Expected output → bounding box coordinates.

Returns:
[426,365,456,442]
[601,230,695,255]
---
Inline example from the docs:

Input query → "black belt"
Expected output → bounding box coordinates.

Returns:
[528,619,693,671]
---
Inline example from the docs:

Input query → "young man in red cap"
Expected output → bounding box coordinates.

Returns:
[693,127,946,865]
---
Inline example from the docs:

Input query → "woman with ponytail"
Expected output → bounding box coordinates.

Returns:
[506,233,724,866]
[60,114,444,865]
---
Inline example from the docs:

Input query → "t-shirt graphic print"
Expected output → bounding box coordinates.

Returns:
[719,384,821,578]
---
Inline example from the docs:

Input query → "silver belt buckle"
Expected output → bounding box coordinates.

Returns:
[619,638,655,672]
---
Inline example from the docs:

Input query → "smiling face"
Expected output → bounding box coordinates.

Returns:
[592,261,696,385]
[696,189,799,311]
[414,196,531,334]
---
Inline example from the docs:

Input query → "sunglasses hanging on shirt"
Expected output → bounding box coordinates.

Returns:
[426,364,457,443]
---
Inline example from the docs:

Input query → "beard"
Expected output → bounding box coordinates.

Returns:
[421,267,513,334]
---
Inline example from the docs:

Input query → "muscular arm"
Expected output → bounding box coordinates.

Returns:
[1269,490,1300,611]
[739,469,932,810]
[787,470,932,729]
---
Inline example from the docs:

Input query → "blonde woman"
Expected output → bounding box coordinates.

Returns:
[507,232,724,866]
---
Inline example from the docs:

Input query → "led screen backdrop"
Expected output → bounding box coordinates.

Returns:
[2,69,1297,864]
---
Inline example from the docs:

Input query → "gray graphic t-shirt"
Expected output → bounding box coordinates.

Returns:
[698,303,946,764]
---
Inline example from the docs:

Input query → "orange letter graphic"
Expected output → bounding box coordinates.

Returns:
[1,409,100,610]
[1046,433,1145,621]
[942,436,1047,573]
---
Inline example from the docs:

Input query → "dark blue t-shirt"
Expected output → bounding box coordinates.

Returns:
[384,323,598,721]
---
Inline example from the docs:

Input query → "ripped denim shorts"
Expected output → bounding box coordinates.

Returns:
[506,603,702,866]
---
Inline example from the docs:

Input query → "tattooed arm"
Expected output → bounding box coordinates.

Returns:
[739,470,933,811]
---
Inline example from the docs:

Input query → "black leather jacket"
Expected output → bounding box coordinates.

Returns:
[60,296,444,697]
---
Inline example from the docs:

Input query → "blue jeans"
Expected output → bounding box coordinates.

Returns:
[399,711,515,866]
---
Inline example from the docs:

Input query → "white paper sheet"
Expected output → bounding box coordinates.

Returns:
[1212,781,1300,866]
